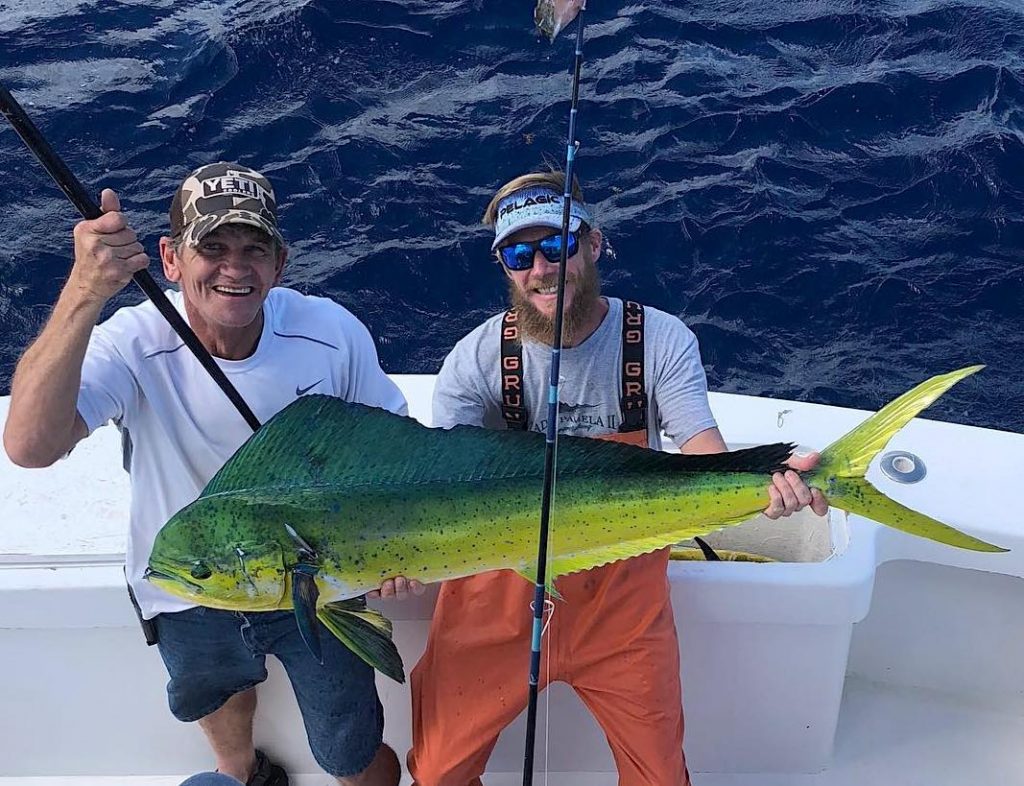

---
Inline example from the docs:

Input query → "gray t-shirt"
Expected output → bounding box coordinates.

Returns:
[432,297,717,449]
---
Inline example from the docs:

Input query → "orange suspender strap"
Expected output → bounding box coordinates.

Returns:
[500,303,648,433]
[618,300,648,433]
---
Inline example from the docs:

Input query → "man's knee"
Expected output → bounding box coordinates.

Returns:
[407,744,486,786]
[335,743,400,786]
[156,608,267,723]
[195,687,257,727]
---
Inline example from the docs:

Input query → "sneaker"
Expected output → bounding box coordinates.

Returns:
[247,749,288,786]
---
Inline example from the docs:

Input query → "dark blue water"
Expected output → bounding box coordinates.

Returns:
[1,0,1022,431]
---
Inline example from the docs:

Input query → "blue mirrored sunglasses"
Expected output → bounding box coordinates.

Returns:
[497,230,580,271]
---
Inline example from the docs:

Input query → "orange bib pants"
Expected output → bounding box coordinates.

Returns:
[408,431,691,786]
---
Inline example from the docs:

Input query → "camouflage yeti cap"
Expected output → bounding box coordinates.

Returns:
[169,162,285,248]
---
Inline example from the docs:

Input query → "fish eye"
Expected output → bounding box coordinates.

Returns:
[190,561,213,580]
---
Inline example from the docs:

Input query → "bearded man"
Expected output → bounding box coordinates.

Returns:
[406,170,827,785]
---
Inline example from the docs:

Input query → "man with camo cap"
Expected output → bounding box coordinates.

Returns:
[171,162,285,249]
[4,162,423,786]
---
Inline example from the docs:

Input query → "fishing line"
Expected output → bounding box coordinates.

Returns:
[522,6,588,785]
[545,592,555,786]
[529,594,555,786]
[527,598,556,638]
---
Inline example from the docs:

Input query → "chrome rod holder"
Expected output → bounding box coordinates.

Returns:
[880,451,926,483]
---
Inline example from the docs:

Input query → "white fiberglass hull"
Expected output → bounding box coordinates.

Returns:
[1,375,1022,784]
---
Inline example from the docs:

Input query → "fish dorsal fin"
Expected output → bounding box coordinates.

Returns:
[202,395,794,497]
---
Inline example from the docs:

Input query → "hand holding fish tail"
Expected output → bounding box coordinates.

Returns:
[369,575,427,600]
[764,452,829,519]
[70,188,149,305]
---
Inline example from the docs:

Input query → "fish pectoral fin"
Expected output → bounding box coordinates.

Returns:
[292,564,323,664]
[318,600,405,684]
[284,523,319,562]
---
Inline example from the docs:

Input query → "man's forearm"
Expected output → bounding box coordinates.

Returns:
[4,284,106,466]
[679,426,728,455]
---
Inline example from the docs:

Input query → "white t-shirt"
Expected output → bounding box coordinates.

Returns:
[432,297,717,449]
[77,287,408,618]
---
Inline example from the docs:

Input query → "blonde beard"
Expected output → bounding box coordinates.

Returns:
[508,258,601,346]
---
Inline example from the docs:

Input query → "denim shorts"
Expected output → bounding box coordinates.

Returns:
[155,606,384,777]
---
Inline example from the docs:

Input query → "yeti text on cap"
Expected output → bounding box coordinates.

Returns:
[200,172,273,210]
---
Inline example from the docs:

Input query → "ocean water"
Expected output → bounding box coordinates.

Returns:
[0,0,1021,431]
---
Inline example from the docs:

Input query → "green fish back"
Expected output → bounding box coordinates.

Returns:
[201,395,795,498]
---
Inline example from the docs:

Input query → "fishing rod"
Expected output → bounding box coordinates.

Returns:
[521,9,588,785]
[0,81,262,432]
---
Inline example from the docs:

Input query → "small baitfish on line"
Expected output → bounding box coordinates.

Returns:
[535,0,586,41]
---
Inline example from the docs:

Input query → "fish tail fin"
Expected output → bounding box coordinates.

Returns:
[807,365,1005,553]
[318,599,406,683]
[815,365,983,479]
[825,477,1004,552]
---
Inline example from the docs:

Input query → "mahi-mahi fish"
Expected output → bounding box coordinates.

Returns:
[146,366,1004,683]
[535,0,586,41]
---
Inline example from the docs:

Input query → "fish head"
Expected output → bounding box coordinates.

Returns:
[145,502,288,610]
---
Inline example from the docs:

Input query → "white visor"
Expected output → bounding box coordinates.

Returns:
[491,186,593,250]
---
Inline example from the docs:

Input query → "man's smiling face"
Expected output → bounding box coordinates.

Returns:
[502,225,603,345]
[161,223,286,357]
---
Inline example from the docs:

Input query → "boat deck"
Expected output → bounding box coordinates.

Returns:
[4,672,1023,785]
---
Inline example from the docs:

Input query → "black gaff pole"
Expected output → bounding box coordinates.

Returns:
[521,11,587,786]
[0,81,262,432]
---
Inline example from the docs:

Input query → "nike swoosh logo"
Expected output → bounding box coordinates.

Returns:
[296,379,324,396]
